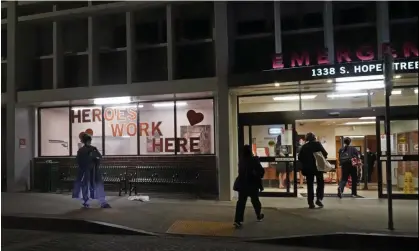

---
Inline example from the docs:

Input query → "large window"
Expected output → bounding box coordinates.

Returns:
[139,102,175,155]
[104,105,138,155]
[38,99,215,156]
[175,99,214,154]
[71,106,103,156]
[40,108,70,156]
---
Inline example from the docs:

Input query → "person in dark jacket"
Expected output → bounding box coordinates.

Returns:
[298,132,328,209]
[337,137,360,198]
[233,145,265,228]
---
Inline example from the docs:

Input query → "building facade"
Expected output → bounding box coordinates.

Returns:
[1,1,418,199]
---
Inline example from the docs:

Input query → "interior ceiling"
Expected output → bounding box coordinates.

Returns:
[36,92,213,108]
[296,117,375,126]
[233,73,419,98]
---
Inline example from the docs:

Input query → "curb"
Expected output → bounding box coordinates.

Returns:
[2,215,158,236]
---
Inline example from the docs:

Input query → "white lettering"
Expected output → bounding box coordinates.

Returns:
[376,63,382,72]
[361,65,369,72]
[393,62,400,70]
[416,61,418,69]
[354,66,361,73]
[400,62,407,70]
[408,61,414,69]
[340,67,346,74]
[369,64,375,72]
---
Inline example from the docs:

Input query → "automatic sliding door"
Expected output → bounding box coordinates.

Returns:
[250,123,297,196]
[378,118,418,199]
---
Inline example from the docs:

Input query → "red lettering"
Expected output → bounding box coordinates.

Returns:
[151,122,162,136]
[82,109,91,123]
[139,123,149,136]
[336,48,352,63]
[382,43,398,58]
[272,53,284,69]
[291,51,310,67]
[152,138,163,152]
[117,109,125,121]
[164,138,175,152]
[177,138,188,152]
[70,109,81,123]
[126,123,136,136]
[403,42,418,58]
[190,137,200,153]
[92,109,101,122]
[127,108,137,121]
[317,48,329,65]
[356,45,375,61]
[104,108,114,121]
[111,123,124,137]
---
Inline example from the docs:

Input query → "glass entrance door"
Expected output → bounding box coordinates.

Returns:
[377,117,419,199]
[239,122,297,197]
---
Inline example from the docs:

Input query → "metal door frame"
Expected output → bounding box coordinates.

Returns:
[376,115,419,200]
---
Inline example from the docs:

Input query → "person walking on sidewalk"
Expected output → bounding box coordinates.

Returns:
[298,132,328,209]
[337,137,361,198]
[233,145,265,228]
[72,132,111,208]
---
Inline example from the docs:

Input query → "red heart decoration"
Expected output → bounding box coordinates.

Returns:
[187,110,204,126]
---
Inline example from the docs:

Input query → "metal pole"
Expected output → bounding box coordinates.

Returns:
[383,43,394,230]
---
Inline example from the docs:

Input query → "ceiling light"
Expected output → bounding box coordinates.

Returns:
[93,97,131,105]
[343,136,365,138]
[274,82,280,87]
[335,75,384,83]
[359,117,376,120]
[391,90,402,95]
[327,79,333,83]
[335,81,384,91]
[415,88,418,94]
[394,75,401,79]
[327,93,369,98]
[152,102,187,107]
[138,104,144,108]
[106,105,137,109]
[273,95,317,101]
[344,121,376,125]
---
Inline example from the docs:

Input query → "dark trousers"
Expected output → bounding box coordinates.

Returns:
[234,190,262,223]
[306,171,324,205]
[339,164,358,195]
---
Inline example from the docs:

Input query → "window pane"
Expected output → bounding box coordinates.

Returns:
[371,88,418,107]
[301,92,369,110]
[239,93,300,113]
[139,102,175,155]
[40,108,70,156]
[176,99,214,155]
[104,105,138,155]
[71,106,103,155]
[381,160,418,195]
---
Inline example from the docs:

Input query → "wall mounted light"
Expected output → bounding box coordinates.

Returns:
[152,102,187,107]
[359,117,376,120]
[415,88,418,94]
[327,92,369,98]
[274,82,280,87]
[273,95,317,101]
[93,97,131,105]
[344,121,376,125]
[335,81,384,91]
[335,75,384,83]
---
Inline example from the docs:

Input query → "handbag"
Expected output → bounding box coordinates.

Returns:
[313,151,334,172]
[351,157,361,167]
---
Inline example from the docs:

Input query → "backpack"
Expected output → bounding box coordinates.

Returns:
[339,146,351,164]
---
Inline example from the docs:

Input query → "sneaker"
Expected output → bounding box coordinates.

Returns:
[315,200,324,208]
[257,214,265,222]
[337,188,342,199]
[82,202,89,208]
[351,194,358,198]
[233,222,242,228]
[309,204,316,209]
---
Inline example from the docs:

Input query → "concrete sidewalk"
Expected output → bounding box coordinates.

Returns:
[1,192,418,238]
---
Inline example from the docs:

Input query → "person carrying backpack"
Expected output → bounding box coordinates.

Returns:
[337,137,361,198]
